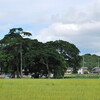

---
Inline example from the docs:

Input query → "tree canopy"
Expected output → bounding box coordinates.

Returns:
[0,28,81,78]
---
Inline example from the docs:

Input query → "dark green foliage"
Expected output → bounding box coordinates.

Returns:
[46,40,81,73]
[0,28,81,78]
[0,28,32,78]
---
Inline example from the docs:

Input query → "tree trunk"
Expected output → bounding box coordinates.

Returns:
[20,43,23,78]
[53,71,58,79]
[73,67,77,73]
[0,64,3,74]
[12,71,15,78]
[16,66,20,78]
[46,63,50,78]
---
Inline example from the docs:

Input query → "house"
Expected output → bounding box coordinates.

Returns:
[78,67,89,74]
[65,67,73,74]
[0,75,5,79]
[91,67,100,74]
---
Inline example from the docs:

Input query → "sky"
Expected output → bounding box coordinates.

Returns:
[0,0,100,55]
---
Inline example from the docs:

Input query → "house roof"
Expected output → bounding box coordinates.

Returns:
[67,67,73,70]
[81,67,88,69]
[92,67,100,70]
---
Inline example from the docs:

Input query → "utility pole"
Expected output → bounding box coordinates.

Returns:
[82,56,85,67]
[98,56,100,67]
[20,43,23,78]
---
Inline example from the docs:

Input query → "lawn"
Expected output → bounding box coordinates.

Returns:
[0,79,100,100]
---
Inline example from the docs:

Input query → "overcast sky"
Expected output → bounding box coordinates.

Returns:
[0,0,100,55]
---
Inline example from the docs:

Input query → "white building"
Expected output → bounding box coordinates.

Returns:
[65,67,73,74]
[78,67,89,74]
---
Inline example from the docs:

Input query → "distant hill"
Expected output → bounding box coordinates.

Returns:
[80,54,100,70]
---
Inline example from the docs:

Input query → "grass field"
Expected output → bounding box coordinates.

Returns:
[0,79,100,100]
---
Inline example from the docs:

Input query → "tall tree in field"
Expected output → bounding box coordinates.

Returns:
[46,40,81,73]
[1,28,32,78]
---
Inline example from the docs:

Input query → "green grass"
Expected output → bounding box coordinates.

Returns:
[0,79,100,100]
[64,73,100,78]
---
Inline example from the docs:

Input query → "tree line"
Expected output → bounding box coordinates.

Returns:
[0,28,81,78]
[80,54,100,70]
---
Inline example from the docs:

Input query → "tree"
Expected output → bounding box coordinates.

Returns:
[9,28,32,77]
[0,28,81,78]
[25,40,67,78]
[0,28,32,78]
[0,40,16,75]
[45,40,81,73]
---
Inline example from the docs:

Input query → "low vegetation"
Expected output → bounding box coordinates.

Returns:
[64,73,100,78]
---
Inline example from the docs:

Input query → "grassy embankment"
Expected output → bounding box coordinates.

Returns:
[0,79,100,100]
[64,73,100,78]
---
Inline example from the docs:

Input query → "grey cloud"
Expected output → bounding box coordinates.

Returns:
[51,0,100,24]
[36,21,100,55]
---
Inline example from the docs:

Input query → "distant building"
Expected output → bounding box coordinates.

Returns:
[91,67,100,74]
[65,67,73,74]
[78,67,89,74]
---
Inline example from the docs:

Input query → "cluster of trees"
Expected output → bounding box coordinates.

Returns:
[80,54,100,70]
[0,28,81,78]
